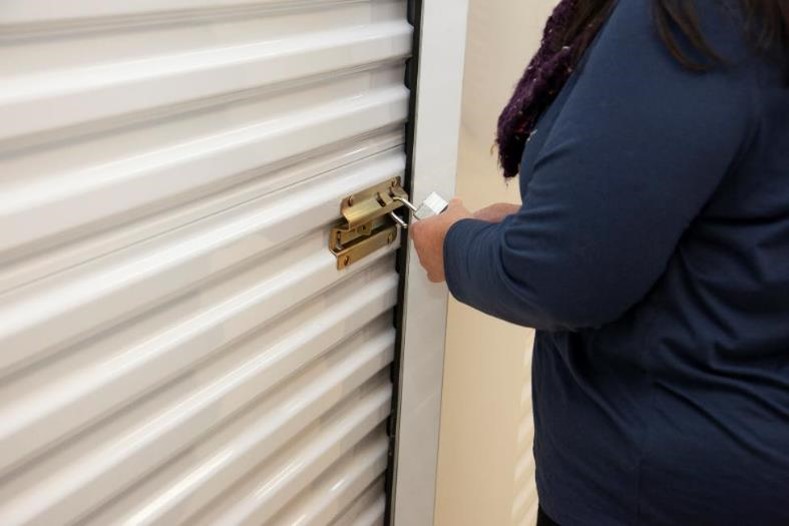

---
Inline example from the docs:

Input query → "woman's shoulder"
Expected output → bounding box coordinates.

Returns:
[606,0,759,70]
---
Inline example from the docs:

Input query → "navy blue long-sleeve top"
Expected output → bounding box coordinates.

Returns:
[444,1,789,524]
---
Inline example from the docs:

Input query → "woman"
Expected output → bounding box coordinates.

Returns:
[411,0,789,525]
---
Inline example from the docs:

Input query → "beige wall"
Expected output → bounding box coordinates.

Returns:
[435,2,556,526]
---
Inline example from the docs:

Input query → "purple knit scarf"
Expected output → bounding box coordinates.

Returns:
[496,0,592,178]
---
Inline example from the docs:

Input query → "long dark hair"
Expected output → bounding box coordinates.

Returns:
[496,0,789,178]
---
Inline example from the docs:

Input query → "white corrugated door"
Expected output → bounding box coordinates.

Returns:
[0,1,412,524]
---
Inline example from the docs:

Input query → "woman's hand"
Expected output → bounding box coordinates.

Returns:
[473,202,521,223]
[411,198,473,283]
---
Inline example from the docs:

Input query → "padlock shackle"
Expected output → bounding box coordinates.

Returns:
[393,196,419,213]
[389,211,409,229]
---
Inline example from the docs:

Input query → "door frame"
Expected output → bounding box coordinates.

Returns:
[388,0,470,524]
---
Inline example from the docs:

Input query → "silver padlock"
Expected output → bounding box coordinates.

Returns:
[390,192,449,228]
[415,192,449,220]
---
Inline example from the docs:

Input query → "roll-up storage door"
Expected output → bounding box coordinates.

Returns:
[0,1,413,524]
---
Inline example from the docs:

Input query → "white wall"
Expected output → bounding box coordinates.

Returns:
[435,2,556,525]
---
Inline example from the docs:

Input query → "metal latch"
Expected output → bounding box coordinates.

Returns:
[330,178,410,269]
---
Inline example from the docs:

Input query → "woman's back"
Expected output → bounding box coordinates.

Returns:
[626,55,789,523]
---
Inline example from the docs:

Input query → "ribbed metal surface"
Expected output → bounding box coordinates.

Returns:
[0,1,409,524]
